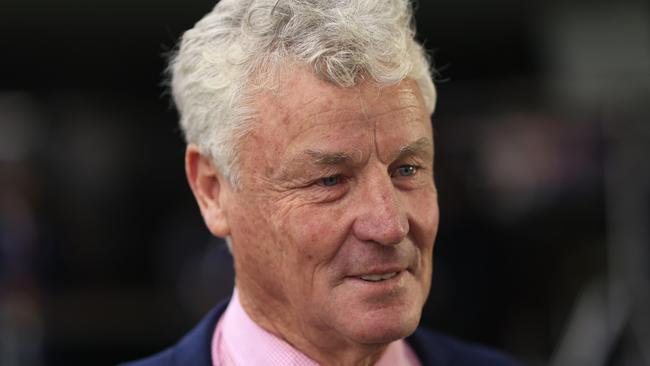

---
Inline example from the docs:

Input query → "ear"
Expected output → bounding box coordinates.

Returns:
[185,144,231,238]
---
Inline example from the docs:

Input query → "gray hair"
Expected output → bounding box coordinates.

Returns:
[169,0,435,186]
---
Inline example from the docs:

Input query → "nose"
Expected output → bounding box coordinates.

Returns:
[351,171,409,246]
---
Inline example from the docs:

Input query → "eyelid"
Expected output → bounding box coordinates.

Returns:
[390,163,422,177]
[309,174,349,203]
[318,174,342,186]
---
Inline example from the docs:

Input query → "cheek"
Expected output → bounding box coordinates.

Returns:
[407,188,439,250]
[276,204,350,271]
[229,192,284,271]
[406,190,437,297]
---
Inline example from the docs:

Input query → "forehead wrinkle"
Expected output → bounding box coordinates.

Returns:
[277,79,366,126]
[282,94,322,123]
[361,80,423,121]
[371,104,430,163]
[287,84,421,131]
[366,104,423,124]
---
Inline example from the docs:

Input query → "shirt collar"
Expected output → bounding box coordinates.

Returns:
[212,288,421,366]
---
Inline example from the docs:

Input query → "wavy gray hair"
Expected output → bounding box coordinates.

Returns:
[169,0,435,186]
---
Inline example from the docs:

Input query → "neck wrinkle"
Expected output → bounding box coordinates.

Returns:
[235,285,391,366]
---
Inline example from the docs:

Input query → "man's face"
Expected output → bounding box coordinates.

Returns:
[222,69,439,348]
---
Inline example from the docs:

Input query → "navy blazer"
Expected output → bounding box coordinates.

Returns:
[119,300,523,366]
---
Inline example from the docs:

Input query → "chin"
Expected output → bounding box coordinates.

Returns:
[342,304,422,345]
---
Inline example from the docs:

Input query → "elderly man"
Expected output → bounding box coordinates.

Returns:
[123,0,522,365]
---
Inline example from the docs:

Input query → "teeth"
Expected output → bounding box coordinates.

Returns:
[360,272,398,282]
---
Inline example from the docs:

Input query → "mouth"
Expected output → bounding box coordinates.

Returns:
[339,269,411,295]
[357,271,400,282]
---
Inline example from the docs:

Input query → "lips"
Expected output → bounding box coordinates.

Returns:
[340,252,415,285]
[359,272,399,282]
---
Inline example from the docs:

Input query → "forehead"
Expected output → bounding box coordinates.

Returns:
[255,70,427,131]
[242,68,434,175]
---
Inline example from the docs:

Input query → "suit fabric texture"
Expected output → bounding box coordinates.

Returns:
[119,300,523,366]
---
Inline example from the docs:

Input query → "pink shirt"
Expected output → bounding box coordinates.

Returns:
[211,289,421,366]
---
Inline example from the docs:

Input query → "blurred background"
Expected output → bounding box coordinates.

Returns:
[1,0,649,365]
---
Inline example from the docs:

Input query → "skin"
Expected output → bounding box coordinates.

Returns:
[186,68,439,366]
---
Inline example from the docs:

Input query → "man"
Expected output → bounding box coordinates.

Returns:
[122,0,522,365]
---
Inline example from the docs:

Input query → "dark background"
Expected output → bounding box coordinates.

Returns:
[1,0,649,365]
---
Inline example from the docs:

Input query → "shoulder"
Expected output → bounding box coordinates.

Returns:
[117,301,229,366]
[119,301,524,366]
[407,327,525,366]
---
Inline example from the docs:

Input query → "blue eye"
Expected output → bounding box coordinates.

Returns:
[396,165,417,177]
[320,175,341,186]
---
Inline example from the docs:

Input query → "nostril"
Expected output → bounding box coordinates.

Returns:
[386,216,409,245]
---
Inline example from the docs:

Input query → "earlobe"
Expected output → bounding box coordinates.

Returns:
[185,144,231,238]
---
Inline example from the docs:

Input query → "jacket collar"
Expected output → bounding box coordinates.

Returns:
[170,299,438,366]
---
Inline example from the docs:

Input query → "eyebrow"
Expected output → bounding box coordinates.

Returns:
[300,137,433,167]
[392,137,433,162]
[303,150,357,165]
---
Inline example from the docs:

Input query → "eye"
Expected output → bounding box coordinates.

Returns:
[319,175,341,186]
[394,165,418,177]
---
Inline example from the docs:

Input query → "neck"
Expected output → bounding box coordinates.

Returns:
[236,283,391,366]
